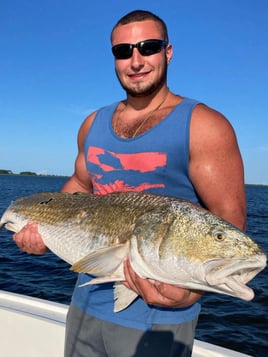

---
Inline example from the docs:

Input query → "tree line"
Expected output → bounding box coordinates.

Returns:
[0,169,37,176]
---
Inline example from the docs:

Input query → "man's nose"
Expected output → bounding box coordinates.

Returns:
[130,48,145,68]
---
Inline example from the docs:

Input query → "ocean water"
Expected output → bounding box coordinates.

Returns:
[0,175,267,356]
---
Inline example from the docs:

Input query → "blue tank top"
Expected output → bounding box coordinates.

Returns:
[72,98,202,330]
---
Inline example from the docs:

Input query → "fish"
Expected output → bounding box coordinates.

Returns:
[0,191,266,312]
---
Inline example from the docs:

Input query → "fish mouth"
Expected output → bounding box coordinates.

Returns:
[205,254,267,301]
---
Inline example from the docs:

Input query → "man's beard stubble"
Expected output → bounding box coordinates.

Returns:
[115,60,168,98]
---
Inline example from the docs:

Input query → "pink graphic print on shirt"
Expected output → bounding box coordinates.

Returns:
[87,146,167,194]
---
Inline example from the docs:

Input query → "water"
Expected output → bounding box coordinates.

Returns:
[0,175,267,356]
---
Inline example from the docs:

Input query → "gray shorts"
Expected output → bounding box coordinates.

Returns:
[64,303,198,357]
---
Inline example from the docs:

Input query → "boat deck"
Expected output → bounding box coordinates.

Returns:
[0,290,251,357]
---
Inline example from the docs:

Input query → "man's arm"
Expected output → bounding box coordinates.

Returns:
[189,104,246,230]
[61,112,96,194]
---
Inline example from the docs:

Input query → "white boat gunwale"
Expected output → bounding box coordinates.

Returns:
[0,290,252,357]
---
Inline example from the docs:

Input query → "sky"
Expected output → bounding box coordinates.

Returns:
[0,0,267,184]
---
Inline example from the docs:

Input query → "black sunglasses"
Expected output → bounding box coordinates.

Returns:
[112,39,168,60]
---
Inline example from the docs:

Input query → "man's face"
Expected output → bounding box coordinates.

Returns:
[111,20,172,97]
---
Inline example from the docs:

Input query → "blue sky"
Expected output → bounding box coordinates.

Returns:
[1,0,267,184]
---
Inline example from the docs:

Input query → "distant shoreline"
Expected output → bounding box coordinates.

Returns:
[0,173,70,178]
[0,173,266,187]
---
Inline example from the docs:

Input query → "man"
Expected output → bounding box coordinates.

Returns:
[14,10,246,357]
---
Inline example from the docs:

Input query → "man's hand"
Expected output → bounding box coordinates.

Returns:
[123,259,203,308]
[13,222,48,255]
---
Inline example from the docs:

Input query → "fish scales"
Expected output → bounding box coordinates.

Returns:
[75,192,175,245]
[0,191,266,312]
[0,192,177,263]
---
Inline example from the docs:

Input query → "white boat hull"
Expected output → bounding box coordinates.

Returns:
[0,290,251,357]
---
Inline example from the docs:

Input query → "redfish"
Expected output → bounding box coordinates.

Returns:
[0,191,266,311]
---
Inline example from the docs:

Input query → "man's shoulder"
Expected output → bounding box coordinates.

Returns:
[192,102,230,124]
[190,103,236,145]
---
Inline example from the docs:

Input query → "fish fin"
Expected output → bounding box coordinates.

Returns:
[79,264,126,285]
[78,275,120,287]
[82,275,122,285]
[113,283,138,312]
[71,243,129,276]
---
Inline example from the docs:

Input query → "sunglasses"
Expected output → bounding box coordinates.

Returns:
[112,39,168,60]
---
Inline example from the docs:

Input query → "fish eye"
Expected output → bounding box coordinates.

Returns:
[213,231,225,242]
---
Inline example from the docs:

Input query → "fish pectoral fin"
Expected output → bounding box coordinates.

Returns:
[78,274,121,287]
[113,283,138,312]
[71,243,129,276]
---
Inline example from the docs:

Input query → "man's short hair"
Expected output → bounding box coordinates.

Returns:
[111,10,169,42]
